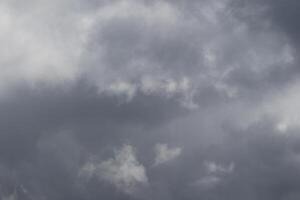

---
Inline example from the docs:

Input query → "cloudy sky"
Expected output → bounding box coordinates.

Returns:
[1,0,300,199]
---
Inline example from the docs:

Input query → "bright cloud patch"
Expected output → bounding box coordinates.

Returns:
[204,161,235,174]
[154,143,182,166]
[80,145,148,194]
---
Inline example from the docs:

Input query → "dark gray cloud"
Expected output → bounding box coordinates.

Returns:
[232,0,300,46]
[1,0,300,199]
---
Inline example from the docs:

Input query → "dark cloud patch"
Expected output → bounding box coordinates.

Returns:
[0,80,189,199]
[1,87,300,199]
[263,0,300,47]
[0,80,187,158]
[231,0,300,47]
[143,119,300,200]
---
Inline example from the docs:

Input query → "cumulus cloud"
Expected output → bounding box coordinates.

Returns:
[80,145,148,194]
[154,144,182,166]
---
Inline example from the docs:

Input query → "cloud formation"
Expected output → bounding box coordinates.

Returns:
[1,0,300,199]
[80,145,148,195]
[154,144,182,166]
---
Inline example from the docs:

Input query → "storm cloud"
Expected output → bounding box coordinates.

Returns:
[0,0,300,199]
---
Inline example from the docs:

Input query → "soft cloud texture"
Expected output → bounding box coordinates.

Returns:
[80,145,148,194]
[1,0,300,199]
[154,144,182,166]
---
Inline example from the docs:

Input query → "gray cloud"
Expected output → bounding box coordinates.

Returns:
[80,144,148,196]
[153,143,182,166]
[1,0,300,199]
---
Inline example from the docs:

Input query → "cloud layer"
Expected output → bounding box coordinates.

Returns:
[1,0,300,199]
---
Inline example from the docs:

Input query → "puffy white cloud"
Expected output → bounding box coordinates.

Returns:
[80,145,148,194]
[154,143,182,166]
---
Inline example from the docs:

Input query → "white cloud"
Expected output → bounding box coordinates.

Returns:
[80,145,148,194]
[154,143,182,166]
[204,161,234,174]
[193,161,234,189]
[106,81,137,101]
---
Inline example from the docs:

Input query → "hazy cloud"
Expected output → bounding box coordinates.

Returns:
[154,144,182,166]
[1,0,300,199]
[80,145,148,194]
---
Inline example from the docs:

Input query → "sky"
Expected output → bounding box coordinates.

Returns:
[0,0,300,199]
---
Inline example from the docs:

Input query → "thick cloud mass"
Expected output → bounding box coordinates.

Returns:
[0,0,300,199]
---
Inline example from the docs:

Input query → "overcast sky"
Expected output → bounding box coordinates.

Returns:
[1,0,300,199]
